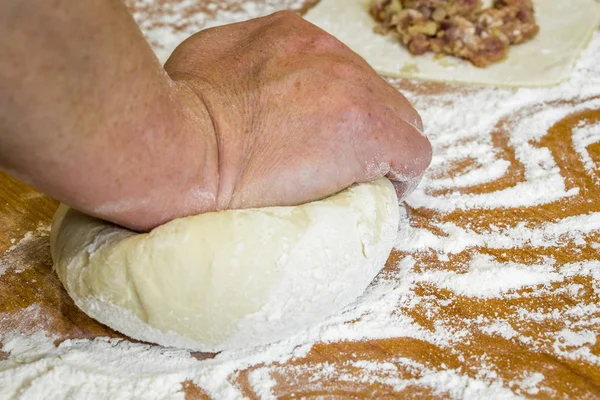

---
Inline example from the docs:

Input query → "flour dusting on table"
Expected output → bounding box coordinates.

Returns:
[1,1,599,399]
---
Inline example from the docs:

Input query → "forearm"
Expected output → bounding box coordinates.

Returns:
[0,0,216,230]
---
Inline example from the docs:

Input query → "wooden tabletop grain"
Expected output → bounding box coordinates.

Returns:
[1,1,599,398]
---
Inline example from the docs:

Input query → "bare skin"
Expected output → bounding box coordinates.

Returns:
[0,0,431,232]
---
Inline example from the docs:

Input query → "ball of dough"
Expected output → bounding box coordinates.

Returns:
[50,178,399,351]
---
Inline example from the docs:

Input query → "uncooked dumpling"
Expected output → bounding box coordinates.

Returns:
[50,178,399,351]
[304,0,600,87]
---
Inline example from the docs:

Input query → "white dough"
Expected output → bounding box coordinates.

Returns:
[50,178,399,351]
[304,0,600,87]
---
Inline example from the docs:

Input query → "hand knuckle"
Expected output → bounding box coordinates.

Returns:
[323,59,364,81]
[269,10,301,22]
[308,32,344,52]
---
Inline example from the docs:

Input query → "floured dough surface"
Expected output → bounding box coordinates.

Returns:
[304,0,600,87]
[50,178,399,352]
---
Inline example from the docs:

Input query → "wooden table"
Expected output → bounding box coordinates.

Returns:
[1,1,599,398]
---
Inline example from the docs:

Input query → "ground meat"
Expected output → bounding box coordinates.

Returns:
[477,0,539,45]
[494,0,536,23]
[370,0,539,67]
[430,16,509,67]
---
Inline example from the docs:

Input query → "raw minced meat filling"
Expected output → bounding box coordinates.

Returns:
[370,0,540,67]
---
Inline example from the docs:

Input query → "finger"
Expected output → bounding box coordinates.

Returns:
[365,72,424,133]
[386,117,432,182]
[391,176,423,200]
[353,106,432,188]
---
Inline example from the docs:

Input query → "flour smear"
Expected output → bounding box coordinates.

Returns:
[1,1,600,399]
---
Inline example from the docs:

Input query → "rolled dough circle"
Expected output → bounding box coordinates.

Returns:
[50,178,399,351]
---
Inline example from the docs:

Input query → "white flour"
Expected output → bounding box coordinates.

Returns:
[1,1,599,399]
[573,121,600,183]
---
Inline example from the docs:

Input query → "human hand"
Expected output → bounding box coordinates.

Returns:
[0,3,430,232]
[166,11,431,212]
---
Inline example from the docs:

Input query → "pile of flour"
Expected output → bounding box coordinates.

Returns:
[1,1,599,398]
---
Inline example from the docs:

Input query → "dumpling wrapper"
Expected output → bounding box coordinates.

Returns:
[304,0,600,87]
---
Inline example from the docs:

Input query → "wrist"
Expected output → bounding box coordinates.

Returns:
[82,79,220,232]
